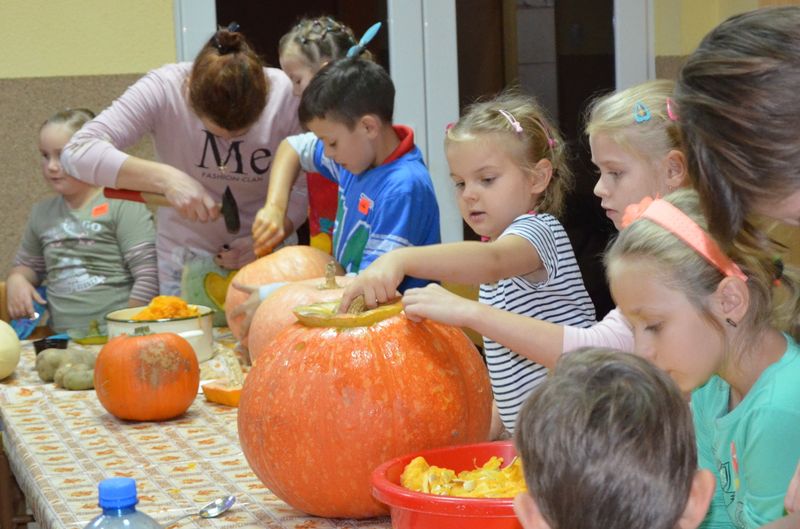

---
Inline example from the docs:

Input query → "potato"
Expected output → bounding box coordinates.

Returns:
[36,349,64,382]
[54,362,95,390]
[36,347,97,386]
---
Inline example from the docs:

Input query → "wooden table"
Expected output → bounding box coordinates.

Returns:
[0,335,390,529]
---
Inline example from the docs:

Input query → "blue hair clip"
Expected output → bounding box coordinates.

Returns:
[633,100,651,123]
[347,22,382,58]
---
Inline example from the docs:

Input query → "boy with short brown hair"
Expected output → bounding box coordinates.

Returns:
[514,347,715,529]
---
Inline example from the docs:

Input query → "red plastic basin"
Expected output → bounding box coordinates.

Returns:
[371,440,522,529]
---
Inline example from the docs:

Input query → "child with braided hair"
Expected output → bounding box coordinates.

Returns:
[277,16,377,254]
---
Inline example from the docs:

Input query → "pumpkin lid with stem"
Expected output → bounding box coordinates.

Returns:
[292,295,403,328]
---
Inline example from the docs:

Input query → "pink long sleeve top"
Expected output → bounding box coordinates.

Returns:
[561,307,634,353]
[61,62,307,293]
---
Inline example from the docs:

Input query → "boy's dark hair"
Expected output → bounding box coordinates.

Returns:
[298,57,394,128]
[515,348,696,529]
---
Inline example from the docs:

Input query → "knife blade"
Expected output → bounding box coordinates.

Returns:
[221,186,241,234]
[104,187,241,234]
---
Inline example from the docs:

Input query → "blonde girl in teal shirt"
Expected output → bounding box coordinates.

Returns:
[605,189,800,529]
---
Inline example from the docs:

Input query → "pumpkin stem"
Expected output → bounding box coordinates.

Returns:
[318,260,341,290]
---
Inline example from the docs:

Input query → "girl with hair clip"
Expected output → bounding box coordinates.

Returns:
[7,109,158,334]
[61,24,307,294]
[277,16,377,254]
[339,90,596,435]
[606,189,800,529]
[376,80,685,377]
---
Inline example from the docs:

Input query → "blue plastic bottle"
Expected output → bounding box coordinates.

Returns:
[84,477,161,529]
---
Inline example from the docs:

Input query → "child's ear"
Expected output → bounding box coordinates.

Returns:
[713,276,750,325]
[529,159,553,194]
[675,469,715,529]
[513,492,551,529]
[664,149,688,191]
[360,114,381,139]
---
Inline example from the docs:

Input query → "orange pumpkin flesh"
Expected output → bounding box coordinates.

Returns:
[94,333,199,421]
[201,380,241,407]
[238,301,493,518]
[224,246,341,340]
[247,268,354,364]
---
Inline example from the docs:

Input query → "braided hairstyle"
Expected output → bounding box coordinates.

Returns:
[279,16,371,70]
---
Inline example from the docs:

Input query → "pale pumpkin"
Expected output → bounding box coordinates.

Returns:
[238,301,493,518]
[247,264,353,364]
[0,320,21,380]
[94,333,199,421]
[224,246,341,340]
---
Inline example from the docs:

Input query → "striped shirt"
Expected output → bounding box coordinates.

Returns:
[480,213,596,432]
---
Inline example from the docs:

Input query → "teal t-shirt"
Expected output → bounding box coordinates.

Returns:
[16,193,155,333]
[694,333,800,529]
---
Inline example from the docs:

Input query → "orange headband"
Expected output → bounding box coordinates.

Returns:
[621,197,748,282]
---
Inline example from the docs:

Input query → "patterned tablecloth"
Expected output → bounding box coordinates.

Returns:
[0,332,391,529]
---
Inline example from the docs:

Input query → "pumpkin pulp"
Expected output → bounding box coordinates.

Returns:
[292,299,403,328]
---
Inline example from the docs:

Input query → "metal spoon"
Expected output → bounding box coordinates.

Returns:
[163,495,236,527]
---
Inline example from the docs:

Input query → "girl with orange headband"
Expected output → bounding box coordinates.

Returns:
[606,189,800,528]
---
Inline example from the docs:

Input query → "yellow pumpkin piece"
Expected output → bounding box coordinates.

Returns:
[201,380,242,407]
[204,271,237,310]
[293,301,403,328]
[401,455,527,498]
[132,296,199,320]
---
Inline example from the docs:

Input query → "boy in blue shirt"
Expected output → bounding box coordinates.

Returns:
[252,57,441,289]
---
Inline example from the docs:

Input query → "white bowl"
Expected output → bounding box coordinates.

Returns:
[105,305,214,362]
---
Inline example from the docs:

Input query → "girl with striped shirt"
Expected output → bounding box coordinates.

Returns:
[339,91,595,435]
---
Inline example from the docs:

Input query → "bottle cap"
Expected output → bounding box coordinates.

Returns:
[98,477,139,509]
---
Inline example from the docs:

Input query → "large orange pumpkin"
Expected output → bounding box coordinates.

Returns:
[224,245,340,340]
[238,301,493,518]
[94,333,200,421]
[247,266,354,364]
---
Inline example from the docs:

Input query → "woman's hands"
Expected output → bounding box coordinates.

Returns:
[214,236,256,270]
[339,253,404,312]
[161,166,220,222]
[6,272,45,320]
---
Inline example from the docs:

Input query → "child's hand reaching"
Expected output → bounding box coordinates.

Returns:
[229,281,289,341]
[252,204,288,257]
[6,273,46,319]
[339,253,404,312]
[228,283,262,341]
[402,283,477,326]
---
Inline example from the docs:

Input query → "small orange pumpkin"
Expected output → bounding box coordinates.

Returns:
[238,301,493,518]
[224,246,341,340]
[247,264,354,364]
[94,333,199,421]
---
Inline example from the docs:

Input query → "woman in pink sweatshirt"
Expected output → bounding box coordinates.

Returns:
[62,25,307,294]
